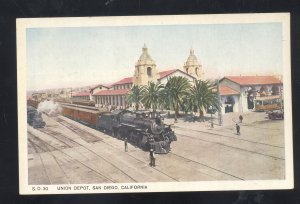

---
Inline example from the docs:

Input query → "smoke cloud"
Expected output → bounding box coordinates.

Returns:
[37,100,61,116]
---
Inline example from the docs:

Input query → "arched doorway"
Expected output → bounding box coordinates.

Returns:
[247,86,256,110]
[225,96,235,113]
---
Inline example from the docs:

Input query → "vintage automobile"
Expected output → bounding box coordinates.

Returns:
[267,109,284,120]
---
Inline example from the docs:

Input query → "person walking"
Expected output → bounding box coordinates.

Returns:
[239,115,243,123]
[149,149,155,167]
[124,138,128,152]
[236,123,240,135]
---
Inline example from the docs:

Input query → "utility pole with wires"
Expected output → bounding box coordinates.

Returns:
[217,78,223,126]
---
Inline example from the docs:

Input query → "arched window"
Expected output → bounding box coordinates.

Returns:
[147,67,152,77]
[195,67,199,76]
[186,67,189,73]
[271,85,279,95]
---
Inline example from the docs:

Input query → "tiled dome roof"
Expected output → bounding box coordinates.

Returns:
[136,44,156,65]
[184,49,201,66]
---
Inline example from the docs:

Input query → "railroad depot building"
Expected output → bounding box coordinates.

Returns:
[219,76,283,114]
[70,45,283,114]
[92,45,201,108]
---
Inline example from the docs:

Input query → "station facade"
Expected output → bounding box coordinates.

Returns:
[70,44,283,114]
[92,44,200,108]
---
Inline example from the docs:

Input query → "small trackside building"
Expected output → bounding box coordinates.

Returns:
[219,76,283,113]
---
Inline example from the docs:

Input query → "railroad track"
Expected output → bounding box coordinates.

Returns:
[28,133,71,184]
[174,126,284,148]
[168,152,244,180]
[55,117,102,143]
[28,131,118,183]
[28,132,56,153]
[31,123,139,183]
[40,118,179,182]
[52,116,244,182]
[39,128,79,148]
[176,133,284,160]
[32,116,260,182]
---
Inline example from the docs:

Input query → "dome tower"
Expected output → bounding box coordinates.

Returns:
[133,44,160,86]
[183,49,204,80]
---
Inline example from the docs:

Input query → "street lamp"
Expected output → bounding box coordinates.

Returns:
[209,105,214,128]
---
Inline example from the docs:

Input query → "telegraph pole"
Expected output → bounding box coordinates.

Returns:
[70,87,73,104]
[217,78,223,126]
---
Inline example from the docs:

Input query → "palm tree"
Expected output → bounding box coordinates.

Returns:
[142,82,164,114]
[126,85,145,111]
[164,76,191,121]
[190,79,221,118]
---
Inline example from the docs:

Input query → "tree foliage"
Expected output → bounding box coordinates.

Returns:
[126,85,145,111]
[189,80,221,117]
[142,82,164,113]
[164,76,191,120]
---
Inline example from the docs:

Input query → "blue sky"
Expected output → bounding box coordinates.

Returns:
[27,23,283,90]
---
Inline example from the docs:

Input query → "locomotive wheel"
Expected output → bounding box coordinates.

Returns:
[113,128,121,139]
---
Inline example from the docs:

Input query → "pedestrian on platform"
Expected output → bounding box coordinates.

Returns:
[236,123,240,135]
[149,148,155,167]
[239,115,243,123]
[124,138,128,152]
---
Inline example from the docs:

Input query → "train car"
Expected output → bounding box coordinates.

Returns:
[55,98,95,107]
[60,103,109,127]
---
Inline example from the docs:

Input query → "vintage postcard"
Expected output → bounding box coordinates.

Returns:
[17,13,293,194]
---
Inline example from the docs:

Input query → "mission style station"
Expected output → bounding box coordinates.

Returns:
[70,44,282,114]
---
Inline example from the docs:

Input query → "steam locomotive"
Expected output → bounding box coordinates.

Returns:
[27,106,46,128]
[60,103,176,154]
[99,110,177,154]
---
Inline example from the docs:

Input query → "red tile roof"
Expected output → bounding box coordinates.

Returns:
[159,69,177,79]
[90,83,112,90]
[219,86,240,96]
[72,92,90,97]
[112,77,133,85]
[93,89,130,96]
[225,76,282,86]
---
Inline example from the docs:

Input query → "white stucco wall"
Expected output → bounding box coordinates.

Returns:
[220,95,240,114]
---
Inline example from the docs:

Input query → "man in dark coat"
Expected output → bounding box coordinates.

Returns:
[236,123,240,135]
[124,138,128,152]
[149,149,155,167]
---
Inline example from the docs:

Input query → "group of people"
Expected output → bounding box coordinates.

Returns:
[124,137,156,167]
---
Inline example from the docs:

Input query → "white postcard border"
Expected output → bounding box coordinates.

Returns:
[17,13,293,195]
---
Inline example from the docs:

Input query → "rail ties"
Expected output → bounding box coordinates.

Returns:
[28,132,56,153]
[169,152,244,180]
[55,118,102,143]
[39,128,79,148]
